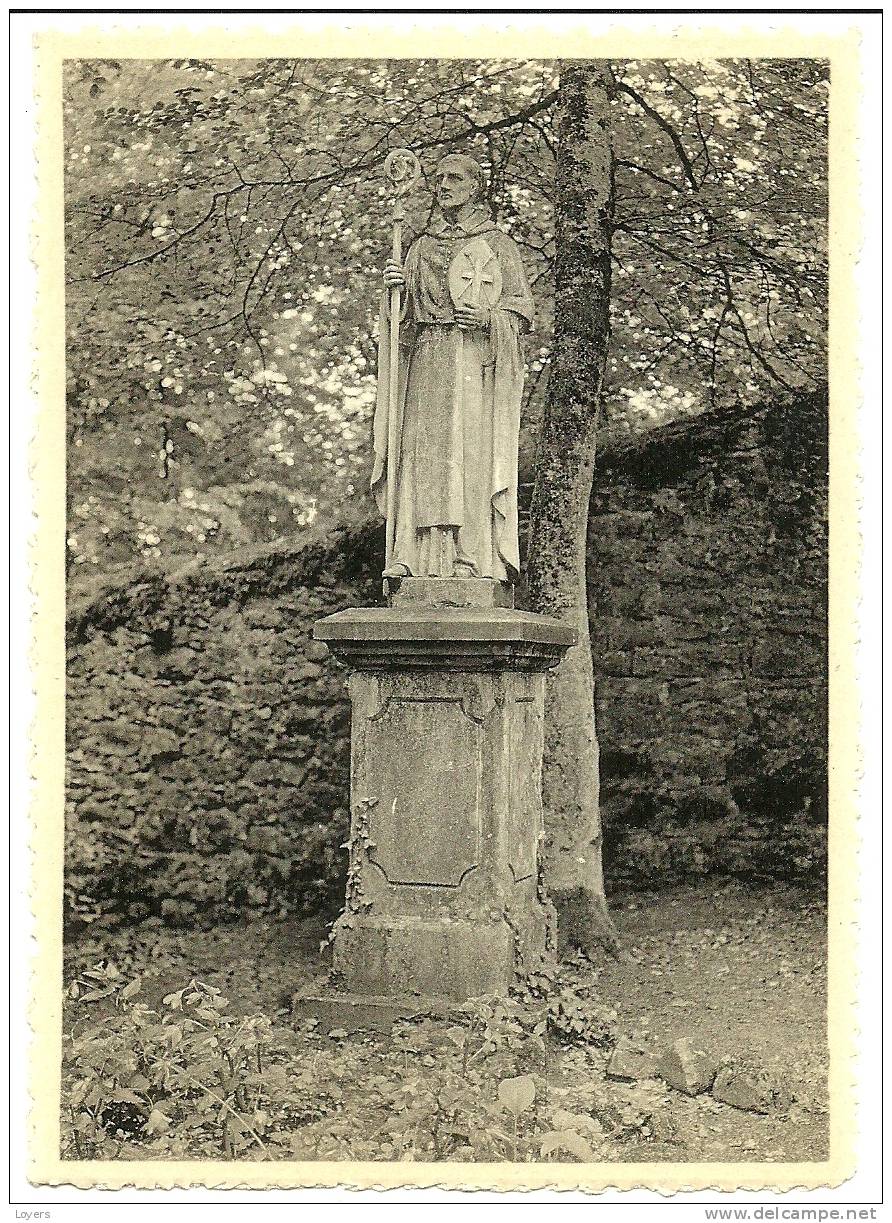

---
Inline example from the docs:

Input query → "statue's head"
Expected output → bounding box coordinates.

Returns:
[434,153,486,211]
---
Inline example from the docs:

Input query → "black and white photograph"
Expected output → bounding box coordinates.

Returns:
[13,10,879,1205]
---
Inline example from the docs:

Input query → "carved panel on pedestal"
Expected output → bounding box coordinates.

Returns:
[361,696,482,887]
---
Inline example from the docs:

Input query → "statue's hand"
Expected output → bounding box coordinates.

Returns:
[383,261,405,290]
[454,304,491,331]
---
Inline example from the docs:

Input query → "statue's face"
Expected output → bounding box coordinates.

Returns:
[435,163,478,211]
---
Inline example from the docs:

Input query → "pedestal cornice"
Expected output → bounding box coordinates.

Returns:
[314,606,576,672]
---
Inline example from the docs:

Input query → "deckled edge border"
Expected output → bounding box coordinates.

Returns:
[28,16,862,1194]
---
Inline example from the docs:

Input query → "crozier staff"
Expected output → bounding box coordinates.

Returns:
[371,152,534,584]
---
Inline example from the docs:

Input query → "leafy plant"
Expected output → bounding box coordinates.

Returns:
[63,963,298,1159]
[61,959,630,1164]
[519,958,619,1049]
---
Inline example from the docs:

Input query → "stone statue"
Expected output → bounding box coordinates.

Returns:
[308,155,570,1013]
[371,153,534,584]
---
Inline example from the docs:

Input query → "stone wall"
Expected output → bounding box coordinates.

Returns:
[65,520,381,929]
[65,391,828,930]
[589,390,828,885]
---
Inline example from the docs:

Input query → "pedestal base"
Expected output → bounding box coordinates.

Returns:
[314,602,573,1002]
[390,576,514,609]
[333,912,548,1001]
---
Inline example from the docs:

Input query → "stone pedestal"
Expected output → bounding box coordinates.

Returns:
[311,589,573,1006]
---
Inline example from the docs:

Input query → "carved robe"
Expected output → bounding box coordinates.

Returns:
[371,207,534,580]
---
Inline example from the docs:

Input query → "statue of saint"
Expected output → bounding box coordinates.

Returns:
[371,153,534,583]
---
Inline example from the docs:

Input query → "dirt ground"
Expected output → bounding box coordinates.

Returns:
[65,879,828,1163]
[589,882,828,1161]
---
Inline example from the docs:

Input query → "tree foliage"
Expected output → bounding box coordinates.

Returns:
[64,56,827,580]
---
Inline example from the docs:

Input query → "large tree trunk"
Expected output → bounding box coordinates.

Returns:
[526,63,619,957]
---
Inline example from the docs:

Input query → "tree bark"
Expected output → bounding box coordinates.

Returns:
[526,63,619,956]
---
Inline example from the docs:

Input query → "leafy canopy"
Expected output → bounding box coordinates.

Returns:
[64,57,827,578]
